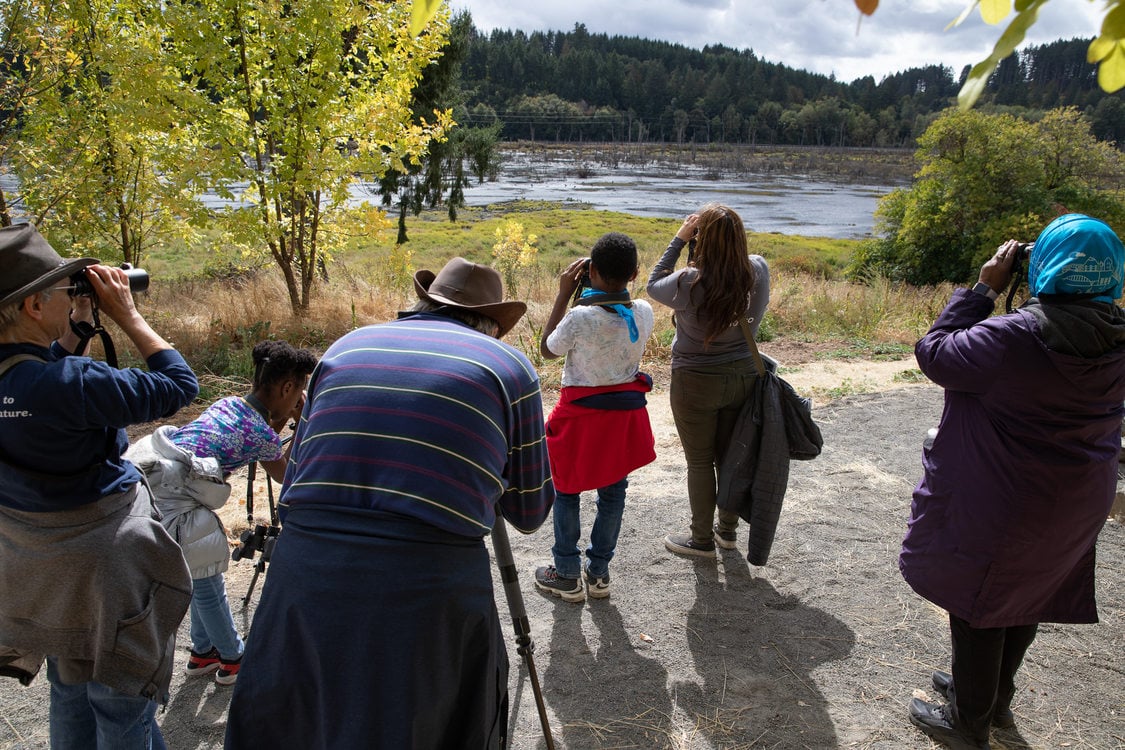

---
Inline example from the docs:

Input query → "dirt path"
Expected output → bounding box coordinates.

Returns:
[2,356,1122,750]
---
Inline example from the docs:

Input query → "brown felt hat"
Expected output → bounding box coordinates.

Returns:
[413,257,527,337]
[0,224,98,308]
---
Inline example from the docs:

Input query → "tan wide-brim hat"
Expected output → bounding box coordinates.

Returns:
[0,223,98,308]
[413,257,527,337]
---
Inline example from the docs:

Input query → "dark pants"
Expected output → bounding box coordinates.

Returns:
[226,507,509,750]
[949,613,1039,740]
[670,360,757,544]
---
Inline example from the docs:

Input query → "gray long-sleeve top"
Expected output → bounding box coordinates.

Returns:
[646,237,771,368]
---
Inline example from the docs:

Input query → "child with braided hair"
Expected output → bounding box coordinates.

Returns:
[127,340,317,684]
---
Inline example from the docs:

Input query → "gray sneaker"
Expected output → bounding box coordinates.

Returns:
[664,533,716,558]
[713,525,737,550]
[534,565,585,603]
[584,568,611,599]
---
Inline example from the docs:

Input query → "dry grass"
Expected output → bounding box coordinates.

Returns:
[125,260,947,402]
[766,272,953,344]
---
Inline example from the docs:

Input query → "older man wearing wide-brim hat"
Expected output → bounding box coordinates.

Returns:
[226,257,555,749]
[0,223,199,748]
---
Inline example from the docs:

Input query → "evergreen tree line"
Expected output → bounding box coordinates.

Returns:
[457,24,1125,149]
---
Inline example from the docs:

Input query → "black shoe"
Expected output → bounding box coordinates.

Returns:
[583,567,610,599]
[931,671,1016,729]
[533,565,585,603]
[909,698,991,750]
[712,525,737,550]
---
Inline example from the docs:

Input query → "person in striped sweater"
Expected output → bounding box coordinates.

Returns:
[225,257,554,750]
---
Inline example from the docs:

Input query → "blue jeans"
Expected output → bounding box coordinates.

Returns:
[550,477,628,579]
[189,573,244,660]
[46,658,165,750]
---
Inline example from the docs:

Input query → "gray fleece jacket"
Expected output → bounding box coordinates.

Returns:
[0,485,191,701]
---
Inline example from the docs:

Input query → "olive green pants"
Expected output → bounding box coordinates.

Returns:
[670,359,758,545]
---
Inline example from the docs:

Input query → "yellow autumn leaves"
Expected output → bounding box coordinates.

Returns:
[492,221,539,296]
[1088,2,1125,92]
[969,0,1124,94]
[853,0,1123,99]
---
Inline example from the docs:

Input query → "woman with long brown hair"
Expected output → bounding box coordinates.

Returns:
[647,204,770,557]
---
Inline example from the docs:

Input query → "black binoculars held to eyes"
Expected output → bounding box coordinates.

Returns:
[69,264,150,297]
[578,258,592,288]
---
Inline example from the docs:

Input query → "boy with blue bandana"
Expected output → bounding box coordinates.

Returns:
[534,232,656,602]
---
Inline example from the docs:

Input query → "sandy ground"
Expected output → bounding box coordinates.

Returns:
[2,352,1122,750]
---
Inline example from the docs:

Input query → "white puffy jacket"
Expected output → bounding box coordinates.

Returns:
[125,425,232,579]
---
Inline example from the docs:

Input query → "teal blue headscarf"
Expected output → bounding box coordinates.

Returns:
[1028,214,1124,303]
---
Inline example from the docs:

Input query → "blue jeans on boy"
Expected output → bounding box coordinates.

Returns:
[47,657,165,749]
[551,477,628,579]
[189,573,244,660]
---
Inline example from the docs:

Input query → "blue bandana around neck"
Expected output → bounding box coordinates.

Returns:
[1028,213,1124,303]
[576,288,639,343]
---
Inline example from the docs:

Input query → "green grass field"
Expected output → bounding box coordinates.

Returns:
[144,202,856,283]
[132,201,945,399]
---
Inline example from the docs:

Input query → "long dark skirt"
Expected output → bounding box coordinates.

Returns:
[224,507,508,750]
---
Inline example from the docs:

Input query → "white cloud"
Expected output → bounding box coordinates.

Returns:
[452,0,1105,83]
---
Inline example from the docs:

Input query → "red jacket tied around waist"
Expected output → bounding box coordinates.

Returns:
[545,373,656,494]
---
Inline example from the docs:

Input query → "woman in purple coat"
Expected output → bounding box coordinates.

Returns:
[902,214,1125,750]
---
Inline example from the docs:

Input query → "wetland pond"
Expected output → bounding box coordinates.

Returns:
[1,148,908,240]
[458,149,906,240]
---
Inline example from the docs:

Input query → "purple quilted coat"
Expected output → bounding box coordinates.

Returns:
[901,288,1125,628]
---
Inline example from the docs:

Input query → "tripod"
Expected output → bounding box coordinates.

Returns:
[232,457,282,607]
[490,511,556,750]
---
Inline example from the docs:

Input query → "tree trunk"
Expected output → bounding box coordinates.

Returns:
[278,252,302,313]
[397,200,408,244]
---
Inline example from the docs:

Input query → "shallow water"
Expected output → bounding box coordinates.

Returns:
[2,151,900,240]
[459,153,899,239]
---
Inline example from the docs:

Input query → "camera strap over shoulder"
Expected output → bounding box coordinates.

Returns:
[69,300,119,368]
[572,290,631,307]
[242,393,271,423]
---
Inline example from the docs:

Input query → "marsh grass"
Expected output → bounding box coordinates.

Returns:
[766,272,952,345]
[129,204,947,398]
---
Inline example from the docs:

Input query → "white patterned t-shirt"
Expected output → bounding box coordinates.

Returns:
[546,299,654,387]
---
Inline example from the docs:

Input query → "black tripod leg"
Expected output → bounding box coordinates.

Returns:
[239,457,282,608]
[242,558,264,607]
[490,514,555,750]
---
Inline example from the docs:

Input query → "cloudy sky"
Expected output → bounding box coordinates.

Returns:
[450,0,1104,83]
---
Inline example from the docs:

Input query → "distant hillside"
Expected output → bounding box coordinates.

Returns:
[456,24,1123,149]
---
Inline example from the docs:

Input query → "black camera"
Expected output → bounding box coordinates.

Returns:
[231,523,279,562]
[69,264,149,297]
[570,259,592,305]
[578,258,592,289]
[1015,242,1034,260]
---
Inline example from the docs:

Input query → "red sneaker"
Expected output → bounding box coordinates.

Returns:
[215,656,242,686]
[185,647,221,676]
